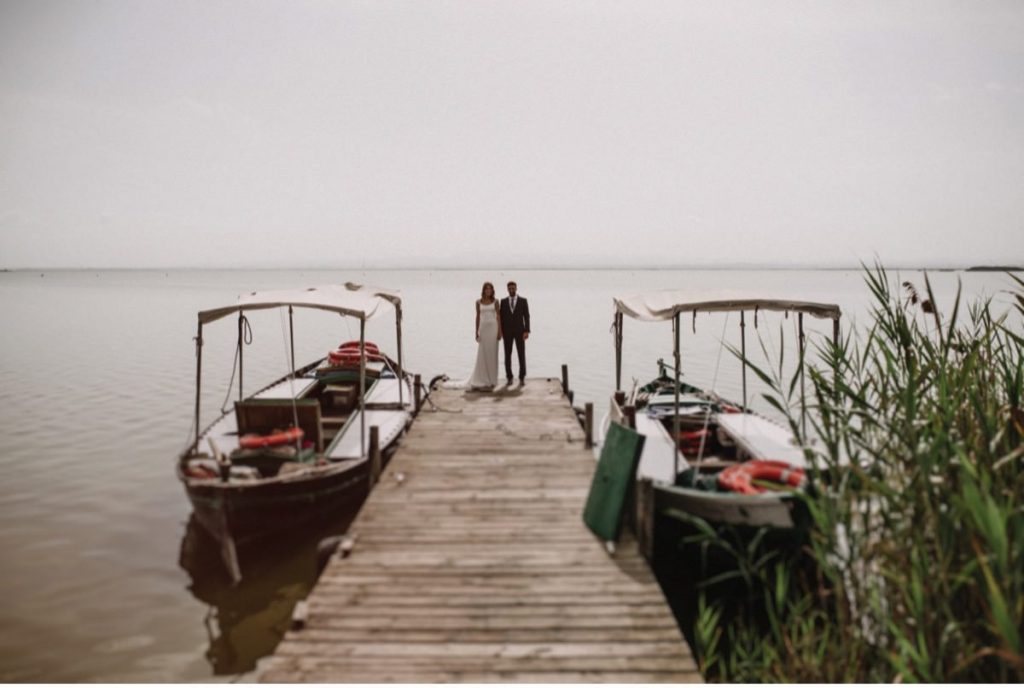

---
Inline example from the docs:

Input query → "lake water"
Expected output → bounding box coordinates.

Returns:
[0,267,1015,681]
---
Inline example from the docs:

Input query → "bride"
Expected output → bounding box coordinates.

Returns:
[467,281,502,390]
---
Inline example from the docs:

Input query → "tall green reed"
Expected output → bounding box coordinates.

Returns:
[693,265,1024,682]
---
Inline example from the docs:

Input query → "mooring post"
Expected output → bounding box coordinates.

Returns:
[635,477,655,562]
[624,404,636,430]
[561,364,569,396]
[369,425,381,484]
[584,402,594,449]
[413,374,422,414]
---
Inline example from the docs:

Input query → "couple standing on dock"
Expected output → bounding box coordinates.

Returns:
[468,280,530,391]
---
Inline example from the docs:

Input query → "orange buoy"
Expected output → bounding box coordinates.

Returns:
[239,426,304,450]
[717,459,805,495]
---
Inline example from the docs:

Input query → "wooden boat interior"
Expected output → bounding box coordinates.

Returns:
[189,358,410,482]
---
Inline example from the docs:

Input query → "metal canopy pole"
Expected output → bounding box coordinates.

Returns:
[740,310,747,409]
[673,312,681,481]
[396,304,404,405]
[615,311,623,391]
[194,320,203,451]
[833,317,841,403]
[237,311,244,401]
[798,312,806,438]
[360,317,366,456]
[288,306,295,373]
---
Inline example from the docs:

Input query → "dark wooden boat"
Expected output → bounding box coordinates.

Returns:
[177,283,414,580]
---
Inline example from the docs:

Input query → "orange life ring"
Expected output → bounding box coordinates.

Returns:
[239,426,304,450]
[717,459,805,495]
[328,348,385,365]
[338,340,379,353]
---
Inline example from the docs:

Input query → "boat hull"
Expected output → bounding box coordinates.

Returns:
[655,482,807,530]
[182,461,369,550]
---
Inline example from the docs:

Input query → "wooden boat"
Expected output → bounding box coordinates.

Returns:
[177,283,414,580]
[604,292,842,531]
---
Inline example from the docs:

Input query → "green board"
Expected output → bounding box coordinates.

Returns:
[583,422,646,542]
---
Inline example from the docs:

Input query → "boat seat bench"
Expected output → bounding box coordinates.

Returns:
[234,398,324,453]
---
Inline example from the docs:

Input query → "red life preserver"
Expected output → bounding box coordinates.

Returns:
[239,426,304,450]
[328,341,384,366]
[717,459,805,495]
[677,428,710,455]
[338,340,379,353]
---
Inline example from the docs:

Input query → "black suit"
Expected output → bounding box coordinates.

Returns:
[499,296,530,381]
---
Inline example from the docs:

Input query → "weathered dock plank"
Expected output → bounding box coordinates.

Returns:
[258,378,699,683]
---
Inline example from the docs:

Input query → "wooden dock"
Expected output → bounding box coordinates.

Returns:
[258,378,699,683]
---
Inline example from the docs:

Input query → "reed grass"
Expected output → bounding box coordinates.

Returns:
[691,265,1024,682]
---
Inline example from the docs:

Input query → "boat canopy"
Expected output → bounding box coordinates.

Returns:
[614,290,840,322]
[198,282,402,325]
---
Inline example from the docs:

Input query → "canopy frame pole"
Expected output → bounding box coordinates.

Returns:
[799,312,807,438]
[360,317,366,457]
[288,306,295,374]
[833,317,841,404]
[614,311,624,391]
[237,311,244,401]
[193,320,203,452]
[396,304,404,405]
[673,312,681,481]
[740,310,747,409]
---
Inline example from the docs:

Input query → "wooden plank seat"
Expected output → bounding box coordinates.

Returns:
[234,398,324,453]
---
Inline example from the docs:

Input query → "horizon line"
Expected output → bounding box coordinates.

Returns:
[3,263,1021,272]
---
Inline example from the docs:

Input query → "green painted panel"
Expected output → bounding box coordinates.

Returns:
[583,423,646,541]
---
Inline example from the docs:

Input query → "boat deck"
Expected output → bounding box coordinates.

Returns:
[257,378,699,683]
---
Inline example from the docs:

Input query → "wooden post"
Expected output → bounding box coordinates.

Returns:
[635,477,655,562]
[568,390,574,405]
[614,391,626,407]
[414,374,422,414]
[584,402,594,449]
[194,320,203,451]
[369,425,381,485]
[624,404,636,430]
[561,364,569,396]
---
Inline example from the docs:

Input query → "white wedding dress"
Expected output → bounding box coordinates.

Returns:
[467,300,500,390]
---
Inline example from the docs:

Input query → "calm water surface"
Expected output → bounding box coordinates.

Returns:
[0,268,1014,681]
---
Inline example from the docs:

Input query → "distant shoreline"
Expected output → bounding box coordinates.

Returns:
[2,265,1021,273]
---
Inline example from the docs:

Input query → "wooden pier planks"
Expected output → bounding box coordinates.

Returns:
[258,378,699,683]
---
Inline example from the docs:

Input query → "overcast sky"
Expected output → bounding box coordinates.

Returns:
[1,1,1022,269]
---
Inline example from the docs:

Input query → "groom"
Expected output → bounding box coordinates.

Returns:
[500,280,530,385]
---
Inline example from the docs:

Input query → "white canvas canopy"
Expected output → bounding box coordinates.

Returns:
[198,282,401,324]
[614,290,840,322]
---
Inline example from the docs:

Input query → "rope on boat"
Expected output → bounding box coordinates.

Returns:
[422,375,463,413]
[219,315,252,414]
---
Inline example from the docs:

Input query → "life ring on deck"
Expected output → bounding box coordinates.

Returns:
[338,340,379,353]
[717,459,805,495]
[677,428,711,454]
[328,347,385,366]
[239,426,304,450]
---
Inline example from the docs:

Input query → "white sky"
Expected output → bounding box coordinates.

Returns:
[1,0,1022,269]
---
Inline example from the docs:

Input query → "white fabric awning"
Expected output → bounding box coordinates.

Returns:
[614,290,840,322]
[198,283,401,325]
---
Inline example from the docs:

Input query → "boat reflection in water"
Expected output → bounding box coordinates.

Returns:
[177,507,359,676]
